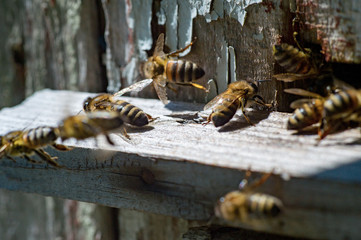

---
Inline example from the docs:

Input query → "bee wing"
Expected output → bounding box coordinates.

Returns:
[289,99,315,109]
[203,94,225,111]
[333,78,356,91]
[284,88,323,99]
[154,75,169,104]
[0,143,9,156]
[273,73,318,82]
[242,172,272,192]
[153,33,165,57]
[113,79,154,97]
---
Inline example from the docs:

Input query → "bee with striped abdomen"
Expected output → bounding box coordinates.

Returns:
[284,87,361,139]
[55,111,126,145]
[141,33,208,104]
[215,172,283,222]
[319,89,361,139]
[273,43,319,82]
[0,126,69,167]
[203,81,270,127]
[272,29,333,89]
[284,88,325,130]
[83,93,153,127]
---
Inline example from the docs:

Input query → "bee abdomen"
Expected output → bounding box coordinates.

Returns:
[23,127,57,147]
[247,193,282,217]
[287,103,322,130]
[114,100,149,127]
[211,98,239,127]
[274,44,311,74]
[324,90,358,118]
[165,60,205,83]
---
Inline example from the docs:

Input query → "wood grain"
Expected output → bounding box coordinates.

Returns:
[0,89,361,239]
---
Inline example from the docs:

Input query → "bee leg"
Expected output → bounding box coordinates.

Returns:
[293,32,303,51]
[293,32,311,55]
[178,82,209,92]
[104,134,115,145]
[191,83,209,92]
[115,129,134,144]
[23,154,42,164]
[5,155,17,162]
[318,119,343,141]
[202,113,212,126]
[146,114,158,123]
[252,95,272,108]
[240,106,255,126]
[166,82,178,93]
[34,148,60,167]
[121,128,131,140]
[52,143,73,151]
[167,38,196,57]
[245,172,272,192]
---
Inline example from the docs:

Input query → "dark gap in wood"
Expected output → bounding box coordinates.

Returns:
[10,41,26,106]
[110,207,120,239]
[149,0,165,57]
[332,63,361,88]
[96,0,108,92]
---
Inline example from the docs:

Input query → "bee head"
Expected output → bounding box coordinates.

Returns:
[249,82,258,94]
[273,44,284,55]
[214,197,225,218]
[83,97,93,112]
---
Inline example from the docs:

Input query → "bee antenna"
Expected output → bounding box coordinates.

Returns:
[239,179,248,190]
[257,79,272,83]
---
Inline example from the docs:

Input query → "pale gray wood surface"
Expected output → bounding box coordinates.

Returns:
[1,89,361,240]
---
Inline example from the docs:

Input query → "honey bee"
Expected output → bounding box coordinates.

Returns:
[83,93,153,127]
[319,89,361,139]
[284,88,325,130]
[203,81,270,127]
[55,111,126,145]
[285,87,361,139]
[0,126,69,167]
[273,43,319,82]
[215,172,283,222]
[141,33,208,104]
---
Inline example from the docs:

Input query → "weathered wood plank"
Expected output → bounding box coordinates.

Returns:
[119,209,199,240]
[0,89,361,240]
[23,0,105,93]
[0,1,26,108]
[103,0,294,109]
[299,0,361,63]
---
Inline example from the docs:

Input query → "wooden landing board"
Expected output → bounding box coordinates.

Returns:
[0,89,361,240]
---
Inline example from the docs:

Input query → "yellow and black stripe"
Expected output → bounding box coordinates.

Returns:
[22,127,57,147]
[273,43,312,74]
[247,193,282,217]
[323,90,360,118]
[287,101,323,130]
[211,95,240,127]
[165,60,205,83]
[113,100,149,127]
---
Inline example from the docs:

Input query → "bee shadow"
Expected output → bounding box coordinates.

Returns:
[164,101,204,112]
[290,126,319,136]
[340,139,361,146]
[218,110,271,132]
[165,112,205,124]
[124,125,155,134]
